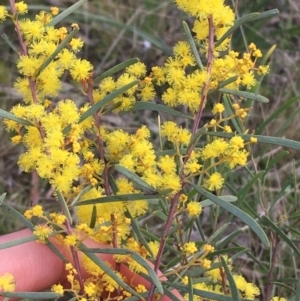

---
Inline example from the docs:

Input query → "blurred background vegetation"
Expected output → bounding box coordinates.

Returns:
[1,0,300,299]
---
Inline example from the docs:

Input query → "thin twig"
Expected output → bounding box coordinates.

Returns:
[64,219,85,293]
[86,80,120,296]
[146,16,215,301]
[9,0,86,292]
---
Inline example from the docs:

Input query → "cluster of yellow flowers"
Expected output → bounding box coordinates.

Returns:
[149,4,269,115]
[51,263,102,301]
[182,268,261,301]
[0,273,15,293]
[0,0,281,300]
[0,0,259,202]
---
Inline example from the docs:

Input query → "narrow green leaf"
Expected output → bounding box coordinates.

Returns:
[259,44,277,68]
[253,9,280,21]
[56,190,72,224]
[80,244,142,298]
[0,235,37,250]
[216,9,279,47]
[211,247,245,257]
[158,198,169,216]
[94,58,139,84]
[161,286,183,301]
[244,250,269,272]
[0,193,6,203]
[122,278,182,301]
[217,76,239,89]
[108,172,118,194]
[207,223,230,244]
[218,88,269,103]
[140,229,181,255]
[48,0,88,26]
[86,80,138,117]
[205,132,300,151]
[156,148,192,157]
[262,216,300,256]
[276,107,300,138]
[0,109,33,126]
[115,165,156,192]
[188,277,194,301]
[129,102,192,119]
[256,95,300,135]
[34,28,78,78]
[279,278,298,283]
[216,13,259,47]
[187,127,207,149]
[191,184,270,248]
[1,33,19,54]
[188,264,222,279]
[237,171,265,200]
[63,80,139,134]
[223,94,244,134]
[71,185,92,206]
[194,216,206,241]
[153,210,168,222]
[287,211,300,220]
[79,245,164,294]
[182,21,204,70]
[166,224,180,237]
[165,281,251,301]
[285,224,300,237]
[46,238,68,263]
[116,290,159,301]
[221,257,241,301]
[0,292,61,299]
[216,229,243,248]
[272,282,296,294]
[0,230,67,263]
[89,205,97,228]
[0,194,34,230]
[0,195,67,262]
[200,195,237,208]
[164,252,183,270]
[127,210,153,257]
[265,151,289,173]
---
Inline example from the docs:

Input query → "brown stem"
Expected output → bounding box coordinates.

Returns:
[146,192,181,300]
[86,82,111,196]
[86,83,118,251]
[10,0,85,292]
[28,77,39,104]
[185,15,214,161]
[86,82,120,295]
[10,0,40,106]
[147,17,215,301]
[10,0,27,56]
[64,218,85,294]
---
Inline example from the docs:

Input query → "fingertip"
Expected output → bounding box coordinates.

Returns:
[0,229,65,293]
